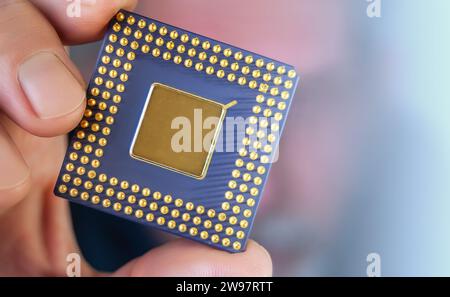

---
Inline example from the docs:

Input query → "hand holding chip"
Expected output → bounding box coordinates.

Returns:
[0,0,271,276]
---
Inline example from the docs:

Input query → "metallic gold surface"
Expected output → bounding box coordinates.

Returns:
[131,83,228,179]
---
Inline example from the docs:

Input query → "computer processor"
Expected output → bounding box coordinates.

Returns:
[54,10,299,252]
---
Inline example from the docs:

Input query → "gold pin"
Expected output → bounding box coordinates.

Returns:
[138,19,146,29]
[116,12,125,22]
[170,30,178,39]
[149,23,157,32]
[159,26,168,35]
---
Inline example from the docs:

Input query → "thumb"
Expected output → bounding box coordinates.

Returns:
[113,239,272,277]
[0,1,85,137]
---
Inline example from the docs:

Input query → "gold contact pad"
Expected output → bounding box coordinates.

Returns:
[131,83,225,179]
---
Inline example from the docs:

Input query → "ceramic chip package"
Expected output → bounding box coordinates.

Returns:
[54,10,300,252]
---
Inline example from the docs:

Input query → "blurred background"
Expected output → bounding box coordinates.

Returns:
[70,0,450,276]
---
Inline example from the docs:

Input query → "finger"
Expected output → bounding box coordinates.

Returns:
[30,0,138,45]
[0,0,86,137]
[0,123,30,213]
[113,239,272,277]
[0,116,96,276]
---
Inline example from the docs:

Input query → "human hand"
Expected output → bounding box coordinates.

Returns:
[0,0,271,276]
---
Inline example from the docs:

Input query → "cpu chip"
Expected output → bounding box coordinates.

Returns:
[54,10,299,252]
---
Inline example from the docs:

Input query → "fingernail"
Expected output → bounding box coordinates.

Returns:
[18,52,85,120]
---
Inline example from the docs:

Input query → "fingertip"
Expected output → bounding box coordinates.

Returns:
[0,174,31,213]
[245,240,273,276]
[0,1,88,138]
[26,98,86,137]
[15,51,86,137]
[115,239,272,277]
[0,126,31,211]
[5,94,86,138]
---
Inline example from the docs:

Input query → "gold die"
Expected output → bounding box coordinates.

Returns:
[131,83,233,179]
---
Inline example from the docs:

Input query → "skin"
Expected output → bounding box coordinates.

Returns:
[0,0,271,276]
